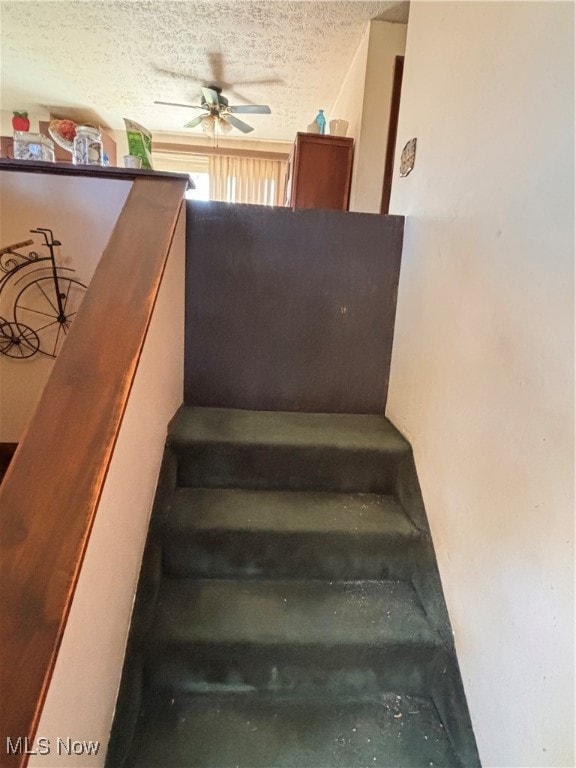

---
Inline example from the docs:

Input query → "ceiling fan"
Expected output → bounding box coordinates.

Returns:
[155,86,271,135]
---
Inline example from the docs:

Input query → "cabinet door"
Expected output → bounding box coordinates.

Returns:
[292,135,353,211]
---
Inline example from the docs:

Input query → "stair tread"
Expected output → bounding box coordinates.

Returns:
[169,406,410,453]
[126,693,460,768]
[165,488,420,538]
[152,578,438,648]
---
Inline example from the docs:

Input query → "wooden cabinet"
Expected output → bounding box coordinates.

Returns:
[285,132,354,211]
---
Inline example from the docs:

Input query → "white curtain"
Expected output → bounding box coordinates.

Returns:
[209,155,286,206]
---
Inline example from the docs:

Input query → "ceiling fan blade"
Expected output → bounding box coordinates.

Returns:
[232,78,284,87]
[207,52,224,84]
[152,64,194,81]
[155,100,205,110]
[201,87,219,106]
[228,104,271,115]
[184,114,206,129]
[224,114,254,134]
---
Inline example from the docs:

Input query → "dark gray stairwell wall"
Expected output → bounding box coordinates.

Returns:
[185,201,403,413]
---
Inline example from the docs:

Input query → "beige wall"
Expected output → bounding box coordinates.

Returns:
[0,108,50,135]
[0,173,130,442]
[329,22,371,205]
[1,112,290,171]
[387,2,574,766]
[110,127,291,171]
[330,20,406,213]
[29,206,186,767]
[352,20,406,213]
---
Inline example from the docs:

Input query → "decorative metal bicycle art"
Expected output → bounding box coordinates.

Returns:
[0,228,87,359]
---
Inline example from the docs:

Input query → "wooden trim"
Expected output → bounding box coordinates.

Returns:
[0,177,187,768]
[294,131,353,148]
[0,136,13,159]
[0,157,191,185]
[381,56,404,215]
[153,141,290,162]
[0,443,18,485]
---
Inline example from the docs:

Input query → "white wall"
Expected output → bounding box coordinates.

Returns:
[387,3,574,767]
[0,173,130,441]
[29,205,186,767]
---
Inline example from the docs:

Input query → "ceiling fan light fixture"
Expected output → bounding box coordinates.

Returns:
[201,115,215,137]
[219,117,233,135]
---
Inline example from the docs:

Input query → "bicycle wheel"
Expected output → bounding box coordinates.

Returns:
[14,275,86,358]
[0,320,40,358]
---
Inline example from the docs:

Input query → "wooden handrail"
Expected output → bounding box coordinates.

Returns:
[0,157,192,185]
[0,176,188,768]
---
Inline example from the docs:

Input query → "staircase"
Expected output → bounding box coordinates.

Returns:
[107,406,480,768]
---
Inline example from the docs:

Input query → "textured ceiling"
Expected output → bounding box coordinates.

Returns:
[0,1,408,142]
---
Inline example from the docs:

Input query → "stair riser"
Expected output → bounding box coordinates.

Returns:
[143,643,440,700]
[162,533,424,581]
[176,444,404,493]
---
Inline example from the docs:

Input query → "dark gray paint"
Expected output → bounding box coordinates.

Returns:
[185,201,404,413]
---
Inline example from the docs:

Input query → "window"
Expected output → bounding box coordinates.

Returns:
[152,149,287,206]
[209,155,286,206]
[186,172,210,201]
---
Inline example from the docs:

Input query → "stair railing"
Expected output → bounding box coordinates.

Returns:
[0,173,188,768]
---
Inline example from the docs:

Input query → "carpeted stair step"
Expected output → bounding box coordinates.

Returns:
[169,407,410,492]
[124,691,461,768]
[162,488,423,580]
[145,577,440,697]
